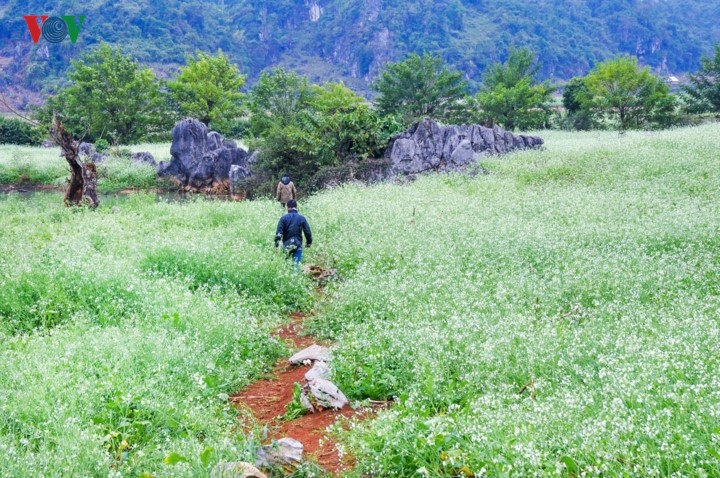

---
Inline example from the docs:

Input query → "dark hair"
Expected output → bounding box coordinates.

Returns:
[287,199,297,208]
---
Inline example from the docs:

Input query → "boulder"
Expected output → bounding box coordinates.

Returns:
[307,378,348,410]
[90,152,108,164]
[383,118,543,176]
[78,142,94,156]
[289,345,331,365]
[304,361,330,381]
[158,118,253,192]
[130,151,157,167]
[210,462,267,478]
[255,437,304,469]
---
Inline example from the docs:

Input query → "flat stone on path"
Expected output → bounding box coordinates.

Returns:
[304,361,330,381]
[256,437,304,468]
[289,344,331,365]
[308,378,348,410]
[210,461,267,478]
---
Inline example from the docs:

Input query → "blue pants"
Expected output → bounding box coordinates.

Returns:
[287,247,302,273]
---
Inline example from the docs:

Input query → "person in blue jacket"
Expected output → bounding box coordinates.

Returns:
[274,199,312,272]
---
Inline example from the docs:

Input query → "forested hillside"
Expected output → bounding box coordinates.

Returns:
[1,0,718,104]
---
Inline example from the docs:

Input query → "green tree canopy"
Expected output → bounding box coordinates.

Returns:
[246,74,397,194]
[583,56,675,130]
[168,51,246,129]
[247,68,315,137]
[474,48,554,130]
[683,45,720,116]
[372,53,468,127]
[561,76,596,130]
[38,43,168,144]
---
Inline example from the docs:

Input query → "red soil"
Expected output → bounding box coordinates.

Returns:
[230,312,374,475]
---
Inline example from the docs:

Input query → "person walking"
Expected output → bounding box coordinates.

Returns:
[276,173,296,209]
[274,199,312,273]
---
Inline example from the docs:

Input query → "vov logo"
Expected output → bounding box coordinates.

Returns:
[23,16,85,44]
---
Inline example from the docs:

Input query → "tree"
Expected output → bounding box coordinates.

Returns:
[561,77,596,130]
[373,53,468,127]
[474,48,554,130]
[683,45,720,116]
[246,68,314,138]
[583,56,675,130]
[168,51,245,129]
[38,44,168,144]
[51,115,98,208]
[245,73,398,195]
[308,82,399,165]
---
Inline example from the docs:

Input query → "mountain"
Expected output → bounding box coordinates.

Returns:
[1,0,718,108]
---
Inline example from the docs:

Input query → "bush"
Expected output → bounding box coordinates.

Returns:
[94,138,110,152]
[0,117,41,145]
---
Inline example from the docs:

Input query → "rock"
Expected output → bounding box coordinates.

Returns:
[90,152,108,164]
[78,142,94,156]
[304,361,330,381]
[299,390,315,413]
[246,150,260,164]
[229,164,252,195]
[308,378,348,410]
[41,139,54,148]
[383,118,543,176]
[289,345,331,365]
[130,151,156,167]
[211,462,267,478]
[158,118,253,192]
[255,437,304,469]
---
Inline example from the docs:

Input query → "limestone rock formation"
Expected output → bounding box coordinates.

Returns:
[158,118,253,192]
[384,118,543,175]
[130,151,157,167]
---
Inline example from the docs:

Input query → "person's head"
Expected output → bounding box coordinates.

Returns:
[281,173,290,184]
[287,199,297,210]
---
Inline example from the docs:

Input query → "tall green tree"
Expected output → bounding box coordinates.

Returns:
[168,51,245,129]
[373,53,468,127]
[38,44,168,144]
[683,45,720,116]
[246,74,397,193]
[246,68,314,137]
[583,56,675,130]
[561,76,596,130]
[474,48,554,130]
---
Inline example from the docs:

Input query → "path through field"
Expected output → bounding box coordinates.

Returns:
[230,273,381,476]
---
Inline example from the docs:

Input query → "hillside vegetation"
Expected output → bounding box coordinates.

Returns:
[0,124,718,476]
[1,0,719,98]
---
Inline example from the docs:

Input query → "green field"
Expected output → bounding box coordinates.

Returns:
[0,143,173,192]
[1,125,719,477]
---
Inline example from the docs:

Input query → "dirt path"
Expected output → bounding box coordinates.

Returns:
[230,308,378,476]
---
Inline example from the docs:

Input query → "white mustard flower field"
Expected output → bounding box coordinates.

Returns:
[0,124,719,477]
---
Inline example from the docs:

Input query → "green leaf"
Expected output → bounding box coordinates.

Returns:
[163,452,189,465]
[200,446,214,467]
[560,455,579,474]
[709,448,720,461]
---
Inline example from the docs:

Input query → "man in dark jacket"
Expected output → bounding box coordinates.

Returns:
[274,199,312,272]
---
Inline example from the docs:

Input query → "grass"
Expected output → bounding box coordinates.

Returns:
[303,124,720,477]
[0,143,173,192]
[0,140,248,192]
[0,124,719,476]
[0,193,314,477]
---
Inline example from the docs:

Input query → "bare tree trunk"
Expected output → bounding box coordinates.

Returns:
[50,116,98,208]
